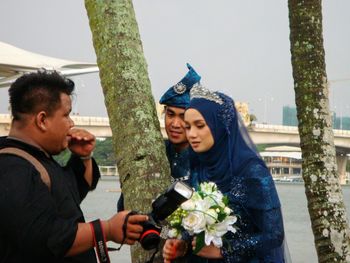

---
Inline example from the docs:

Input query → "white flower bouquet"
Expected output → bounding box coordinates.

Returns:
[167,182,237,253]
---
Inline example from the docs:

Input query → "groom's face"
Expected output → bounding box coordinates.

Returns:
[164,106,188,146]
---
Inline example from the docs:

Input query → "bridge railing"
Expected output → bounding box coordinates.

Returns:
[2,113,350,138]
[252,123,350,136]
[333,129,350,136]
[71,116,110,126]
[251,123,299,132]
[0,114,12,123]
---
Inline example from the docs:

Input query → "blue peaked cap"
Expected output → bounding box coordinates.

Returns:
[159,63,201,108]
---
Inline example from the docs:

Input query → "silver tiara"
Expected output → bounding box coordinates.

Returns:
[190,83,223,105]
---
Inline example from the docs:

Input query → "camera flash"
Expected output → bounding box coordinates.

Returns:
[174,181,193,200]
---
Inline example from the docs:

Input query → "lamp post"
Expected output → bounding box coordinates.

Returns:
[340,105,343,130]
[258,96,274,124]
[334,105,340,129]
[334,103,350,130]
[340,104,350,130]
[328,78,350,129]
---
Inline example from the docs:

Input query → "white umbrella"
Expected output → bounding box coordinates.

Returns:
[0,41,99,88]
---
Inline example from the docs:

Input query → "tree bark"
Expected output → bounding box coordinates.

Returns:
[288,0,350,261]
[85,1,171,262]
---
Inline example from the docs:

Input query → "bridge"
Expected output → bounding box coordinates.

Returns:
[249,123,350,154]
[248,123,350,183]
[1,114,350,180]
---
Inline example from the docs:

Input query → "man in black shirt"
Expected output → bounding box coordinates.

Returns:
[0,71,147,262]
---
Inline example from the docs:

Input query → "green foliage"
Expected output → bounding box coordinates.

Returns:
[193,231,205,254]
[54,138,116,166]
[53,149,71,166]
[256,144,267,152]
[249,114,257,122]
[222,195,229,206]
[93,138,116,166]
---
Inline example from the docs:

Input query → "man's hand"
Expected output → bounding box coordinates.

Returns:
[106,211,148,245]
[163,239,187,263]
[68,128,95,157]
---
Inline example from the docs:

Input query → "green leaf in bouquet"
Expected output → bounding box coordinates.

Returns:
[222,195,229,206]
[217,212,227,222]
[210,204,221,210]
[193,231,205,254]
[198,191,205,198]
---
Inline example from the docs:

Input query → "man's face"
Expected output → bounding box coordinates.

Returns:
[164,106,188,147]
[44,93,74,154]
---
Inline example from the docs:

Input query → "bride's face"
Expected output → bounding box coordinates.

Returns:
[184,108,214,153]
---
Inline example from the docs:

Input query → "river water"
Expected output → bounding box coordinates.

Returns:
[81,178,350,263]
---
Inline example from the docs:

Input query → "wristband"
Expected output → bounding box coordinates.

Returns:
[90,219,110,263]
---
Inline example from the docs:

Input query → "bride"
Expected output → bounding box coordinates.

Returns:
[163,84,290,262]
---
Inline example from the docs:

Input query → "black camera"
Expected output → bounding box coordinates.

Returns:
[139,181,193,250]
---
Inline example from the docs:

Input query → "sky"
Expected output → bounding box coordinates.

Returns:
[1,1,349,124]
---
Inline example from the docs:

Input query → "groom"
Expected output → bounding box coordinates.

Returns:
[117,63,201,211]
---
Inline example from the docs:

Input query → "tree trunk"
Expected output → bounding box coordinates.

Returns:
[84,1,171,262]
[288,0,350,261]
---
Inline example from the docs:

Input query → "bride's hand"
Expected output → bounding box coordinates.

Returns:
[163,239,188,263]
[192,237,223,259]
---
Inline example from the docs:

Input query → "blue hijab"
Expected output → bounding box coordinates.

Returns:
[187,88,265,193]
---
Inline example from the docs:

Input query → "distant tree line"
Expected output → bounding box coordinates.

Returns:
[56,139,350,174]
[54,137,116,166]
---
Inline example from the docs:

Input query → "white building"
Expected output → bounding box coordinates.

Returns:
[260,146,303,182]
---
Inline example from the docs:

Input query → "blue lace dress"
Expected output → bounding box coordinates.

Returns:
[181,86,285,263]
[186,160,285,263]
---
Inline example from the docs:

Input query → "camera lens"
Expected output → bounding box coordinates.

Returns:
[139,218,162,250]
[139,229,161,250]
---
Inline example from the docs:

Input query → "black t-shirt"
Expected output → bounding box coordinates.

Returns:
[0,137,100,263]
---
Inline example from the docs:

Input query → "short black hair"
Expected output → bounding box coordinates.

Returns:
[9,70,75,120]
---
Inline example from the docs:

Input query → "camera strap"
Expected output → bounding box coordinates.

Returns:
[116,211,159,263]
[0,147,51,191]
[90,219,111,263]
[115,211,138,251]
[145,247,158,263]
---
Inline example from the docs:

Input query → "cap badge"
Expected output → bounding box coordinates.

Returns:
[173,82,186,94]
